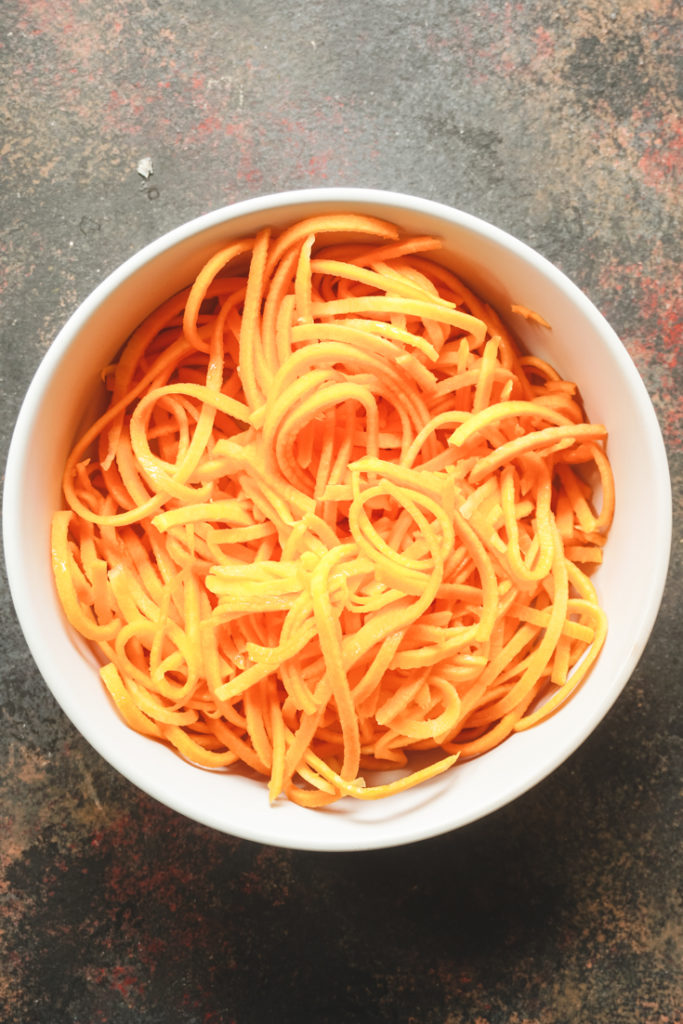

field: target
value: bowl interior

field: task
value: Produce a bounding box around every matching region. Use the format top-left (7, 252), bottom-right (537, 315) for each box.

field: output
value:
top-left (3, 189), bottom-right (671, 851)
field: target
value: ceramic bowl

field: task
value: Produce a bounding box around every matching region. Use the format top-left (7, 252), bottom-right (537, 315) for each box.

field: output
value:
top-left (3, 189), bottom-right (671, 851)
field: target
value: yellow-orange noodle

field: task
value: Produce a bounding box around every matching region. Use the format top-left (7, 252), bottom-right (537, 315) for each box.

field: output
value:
top-left (52, 214), bottom-right (614, 806)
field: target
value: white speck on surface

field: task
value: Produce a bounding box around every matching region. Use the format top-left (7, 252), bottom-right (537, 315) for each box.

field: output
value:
top-left (136, 156), bottom-right (154, 179)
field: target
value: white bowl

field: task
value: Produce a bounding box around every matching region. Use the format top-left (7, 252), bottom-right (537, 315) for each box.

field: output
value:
top-left (3, 188), bottom-right (672, 851)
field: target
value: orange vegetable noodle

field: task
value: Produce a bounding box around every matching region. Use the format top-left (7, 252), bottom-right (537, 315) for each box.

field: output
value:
top-left (52, 214), bottom-right (615, 807)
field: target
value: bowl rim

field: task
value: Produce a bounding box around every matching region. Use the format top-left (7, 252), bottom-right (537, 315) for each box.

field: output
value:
top-left (3, 187), bottom-right (673, 851)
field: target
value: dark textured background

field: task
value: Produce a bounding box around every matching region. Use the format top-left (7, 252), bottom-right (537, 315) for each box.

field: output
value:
top-left (1, 2), bottom-right (681, 1022)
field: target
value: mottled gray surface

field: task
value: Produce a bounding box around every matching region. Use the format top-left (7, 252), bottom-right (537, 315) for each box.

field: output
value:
top-left (1, 1), bottom-right (681, 1021)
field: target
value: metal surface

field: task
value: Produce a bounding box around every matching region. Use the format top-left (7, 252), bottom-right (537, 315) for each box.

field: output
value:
top-left (1, 1), bottom-right (680, 1021)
